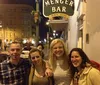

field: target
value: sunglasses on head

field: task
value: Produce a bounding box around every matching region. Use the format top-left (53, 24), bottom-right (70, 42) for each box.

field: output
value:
top-left (31, 56), bottom-right (40, 60)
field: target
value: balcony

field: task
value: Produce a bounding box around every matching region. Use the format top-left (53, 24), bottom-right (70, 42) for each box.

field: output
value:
top-left (48, 20), bottom-right (68, 31)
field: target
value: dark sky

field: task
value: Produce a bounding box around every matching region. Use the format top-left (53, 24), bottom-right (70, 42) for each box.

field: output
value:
top-left (0, 0), bottom-right (35, 6)
top-left (0, 0), bottom-right (49, 40)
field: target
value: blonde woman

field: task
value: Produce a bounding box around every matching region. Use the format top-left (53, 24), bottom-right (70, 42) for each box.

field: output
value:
top-left (28, 48), bottom-right (54, 85)
top-left (49, 39), bottom-right (71, 85)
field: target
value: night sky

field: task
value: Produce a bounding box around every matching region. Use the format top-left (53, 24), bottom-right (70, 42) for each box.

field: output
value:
top-left (0, 0), bottom-right (49, 40)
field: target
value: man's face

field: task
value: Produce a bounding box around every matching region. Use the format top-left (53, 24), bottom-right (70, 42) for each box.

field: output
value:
top-left (8, 43), bottom-right (22, 61)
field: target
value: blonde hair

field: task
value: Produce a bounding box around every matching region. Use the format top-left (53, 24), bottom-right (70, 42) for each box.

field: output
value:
top-left (49, 39), bottom-right (69, 71)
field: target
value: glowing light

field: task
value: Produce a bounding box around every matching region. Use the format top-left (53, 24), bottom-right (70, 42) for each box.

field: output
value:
top-left (23, 39), bottom-right (27, 44)
top-left (32, 40), bottom-right (35, 44)
top-left (0, 25), bottom-right (2, 28)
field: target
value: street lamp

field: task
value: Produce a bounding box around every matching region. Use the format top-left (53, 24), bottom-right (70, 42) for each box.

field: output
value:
top-left (46, 21), bottom-right (50, 33)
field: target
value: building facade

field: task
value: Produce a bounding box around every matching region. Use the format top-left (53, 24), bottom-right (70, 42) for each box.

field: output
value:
top-left (0, 4), bottom-right (35, 50)
top-left (68, 0), bottom-right (100, 62)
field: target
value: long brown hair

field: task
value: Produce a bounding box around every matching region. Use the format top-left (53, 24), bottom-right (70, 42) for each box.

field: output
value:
top-left (68, 48), bottom-right (91, 77)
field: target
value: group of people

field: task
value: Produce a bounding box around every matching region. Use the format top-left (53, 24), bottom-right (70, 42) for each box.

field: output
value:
top-left (0, 39), bottom-right (100, 85)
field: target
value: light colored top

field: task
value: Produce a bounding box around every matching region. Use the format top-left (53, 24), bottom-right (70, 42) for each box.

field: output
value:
top-left (54, 60), bottom-right (71, 85)
top-left (28, 61), bottom-right (53, 85)
top-left (32, 75), bottom-right (49, 85)
top-left (70, 66), bottom-right (100, 85)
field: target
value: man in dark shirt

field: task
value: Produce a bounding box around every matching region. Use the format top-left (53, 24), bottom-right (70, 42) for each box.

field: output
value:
top-left (0, 42), bottom-right (30, 85)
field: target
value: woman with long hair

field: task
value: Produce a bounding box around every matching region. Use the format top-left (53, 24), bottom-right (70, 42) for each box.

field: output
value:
top-left (69, 48), bottom-right (100, 85)
top-left (28, 48), bottom-right (54, 85)
top-left (49, 39), bottom-right (71, 85)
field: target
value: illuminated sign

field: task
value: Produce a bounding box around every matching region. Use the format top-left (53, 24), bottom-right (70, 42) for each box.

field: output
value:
top-left (43, 0), bottom-right (74, 18)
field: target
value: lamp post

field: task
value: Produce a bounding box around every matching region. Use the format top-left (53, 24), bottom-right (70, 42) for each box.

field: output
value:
top-left (35, 0), bottom-right (39, 45)
top-left (46, 21), bottom-right (50, 48)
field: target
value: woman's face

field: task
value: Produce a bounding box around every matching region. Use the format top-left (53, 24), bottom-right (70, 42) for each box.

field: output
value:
top-left (30, 51), bottom-right (42, 65)
top-left (71, 51), bottom-right (82, 69)
top-left (52, 42), bottom-right (64, 59)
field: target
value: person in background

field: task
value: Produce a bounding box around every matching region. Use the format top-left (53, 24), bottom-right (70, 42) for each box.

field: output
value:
top-left (0, 42), bottom-right (52, 85)
top-left (4, 39), bottom-right (9, 51)
top-left (69, 48), bottom-right (100, 85)
top-left (49, 39), bottom-right (71, 85)
top-left (37, 43), bottom-right (45, 59)
top-left (37, 43), bottom-right (44, 51)
top-left (23, 41), bottom-right (34, 51)
top-left (28, 47), bottom-right (54, 85)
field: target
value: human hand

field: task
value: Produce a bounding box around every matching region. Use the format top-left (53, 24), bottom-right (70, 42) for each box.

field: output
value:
top-left (45, 68), bottom-right (53, 77)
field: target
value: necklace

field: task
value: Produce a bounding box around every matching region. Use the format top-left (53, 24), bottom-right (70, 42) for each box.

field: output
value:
top-left (35, 69), bottom-right (45, 78)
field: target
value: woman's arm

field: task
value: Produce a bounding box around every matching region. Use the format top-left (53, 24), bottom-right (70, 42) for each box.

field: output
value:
top-left (88, 68), bottom-right (100, 85)
top-left (45, 61), bottom-right (53, 77)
